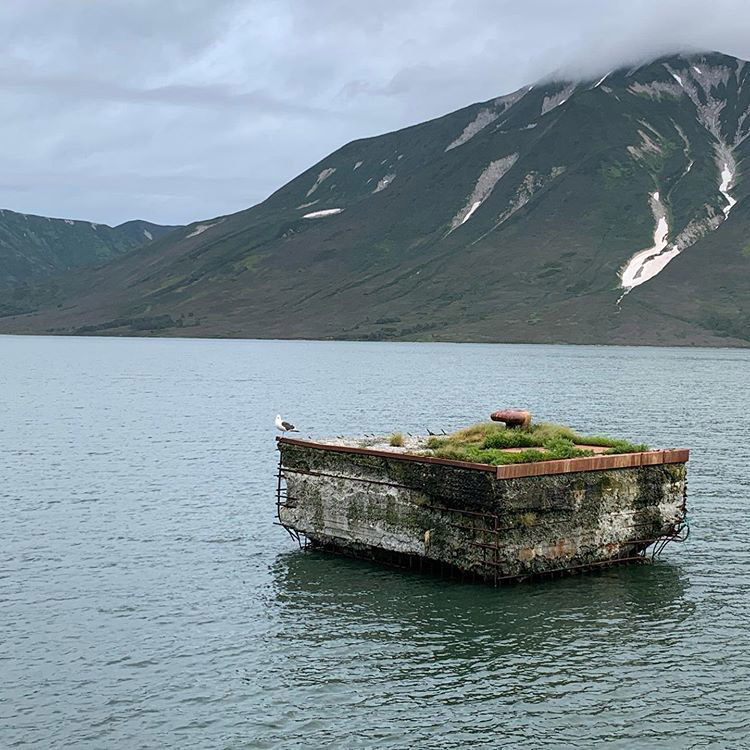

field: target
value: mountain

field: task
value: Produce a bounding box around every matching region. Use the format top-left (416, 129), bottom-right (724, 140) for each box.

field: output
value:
top-left (2, 51), bottom-right (749, 346)
top-left (0, 209), bottom-right (179, 286)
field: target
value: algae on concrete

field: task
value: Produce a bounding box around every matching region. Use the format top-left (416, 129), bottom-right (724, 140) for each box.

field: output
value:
top-left (278, 442), bottom-right (687, 582)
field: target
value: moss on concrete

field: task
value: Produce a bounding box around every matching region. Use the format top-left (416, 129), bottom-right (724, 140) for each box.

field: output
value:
top-left (423, 421), bottom-right (649, 465)
top-left (279, 443), bottom-right (686, 581)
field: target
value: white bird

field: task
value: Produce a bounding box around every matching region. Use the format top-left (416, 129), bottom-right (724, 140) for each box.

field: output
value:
top-left (275, 414), bottom-right (298, 433)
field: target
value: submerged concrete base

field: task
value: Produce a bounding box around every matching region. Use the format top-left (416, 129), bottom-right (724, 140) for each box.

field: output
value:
top-left (277, 439), bottom-right (688, 583)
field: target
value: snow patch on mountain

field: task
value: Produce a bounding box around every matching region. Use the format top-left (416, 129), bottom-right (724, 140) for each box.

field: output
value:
top-left (593, 73), bottom-right (610, 88)
top-left (692, 63), bottom-right (731, 94)
top-left (449, 154), bottom-right (519, 232)
top-left (297, 200), bottom-right (319, 210)
top-left (143, 229), bottom-right (153, 240)
top-left (445, 87), bottom-right (528, 151)
top-left (618, 171), bottom-right (732, 298)
top-left (661, 63), bottom-right (742, 217)
top-left (64, 219), bottom-right (74, 225)
top-left (619, 192), bottom-right (674, 293)
top-left (303, 208), bottom-right (343, 219)
top-left (445, 108), bottom-right (500, 151)
top-left (373, 174), bottom-right (396, 193)
top-left (187, 221), bottom-right (220, 238)
top-left (353, 161), bottom-right (363, 170)
top-left (306, 167), bottom-right (336, 197)
top-left (719, 162), bottom-right (737, 217)
top-left (461, 202), bottom-right (482, 225)
top-left (541, 83), bottom-right (576, 115)
top-left (471, 166), bottom-right (565, 245)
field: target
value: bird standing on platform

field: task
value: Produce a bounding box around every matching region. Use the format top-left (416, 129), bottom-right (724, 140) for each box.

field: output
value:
top-left (275, 414), bottom-right (298, 433)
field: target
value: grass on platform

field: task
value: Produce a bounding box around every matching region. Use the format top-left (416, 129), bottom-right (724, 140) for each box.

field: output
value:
top-left (423, 422), bottom-right (649, 466)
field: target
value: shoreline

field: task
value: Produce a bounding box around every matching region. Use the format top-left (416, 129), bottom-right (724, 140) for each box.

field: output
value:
top-left (1, 330), bottom-right (748, 350)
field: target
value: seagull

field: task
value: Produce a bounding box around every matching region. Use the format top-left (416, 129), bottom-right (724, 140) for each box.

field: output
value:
top-left (275, 414), bottom-right (298, 433)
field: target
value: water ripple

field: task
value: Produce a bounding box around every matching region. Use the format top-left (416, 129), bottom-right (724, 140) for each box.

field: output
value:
top-left (2, 336), bottom-right (749, 748)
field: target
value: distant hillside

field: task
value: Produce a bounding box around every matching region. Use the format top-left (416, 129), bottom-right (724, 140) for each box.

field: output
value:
top-left (1, 51), bottom-right (749, 346)
top-left (0, 209), bottom-right (179, 286)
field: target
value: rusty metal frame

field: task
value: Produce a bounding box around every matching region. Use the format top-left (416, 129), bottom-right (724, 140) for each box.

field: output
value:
top-left (276, 461), bottom-right (307, 549)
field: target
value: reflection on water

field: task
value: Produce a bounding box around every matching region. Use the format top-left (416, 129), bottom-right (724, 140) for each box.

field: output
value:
top-left (260, 552), bottom-right (703, 748)
top-left (271, 549), bottom-right (693, 672)
top-left (3, 336), bottom-right (750, 749)
top-left (273, 550), bottom-right (692, 641)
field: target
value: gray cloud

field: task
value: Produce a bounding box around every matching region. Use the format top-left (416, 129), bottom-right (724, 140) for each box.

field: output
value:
top-left (0, 69), bottom-right (332, 116)
top-left (2, 0), bottom-right (750, 225)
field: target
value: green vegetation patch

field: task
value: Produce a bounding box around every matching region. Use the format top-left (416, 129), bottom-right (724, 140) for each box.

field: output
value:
top-left (421, 422), bottom-right (649, 466)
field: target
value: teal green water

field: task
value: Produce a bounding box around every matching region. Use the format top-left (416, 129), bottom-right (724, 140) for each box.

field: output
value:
top-left (2, 336), bottom-right (749, 748)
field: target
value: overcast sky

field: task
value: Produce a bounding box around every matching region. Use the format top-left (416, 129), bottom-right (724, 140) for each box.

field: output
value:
top-left (3, 0), bottom-right (750, 227)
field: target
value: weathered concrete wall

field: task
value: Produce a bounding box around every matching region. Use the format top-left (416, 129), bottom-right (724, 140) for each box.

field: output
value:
top-left (278, 444), bottom-right (687, 581)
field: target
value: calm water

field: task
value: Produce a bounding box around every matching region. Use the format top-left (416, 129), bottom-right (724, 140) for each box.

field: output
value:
top-left (2, 336), bottom-right (750, 749)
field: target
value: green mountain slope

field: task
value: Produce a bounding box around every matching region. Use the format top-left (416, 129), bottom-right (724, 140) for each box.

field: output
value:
top-left (0, 209), bottom-right (179, 286)
top-left (2, 51), bottom-right (749, 346)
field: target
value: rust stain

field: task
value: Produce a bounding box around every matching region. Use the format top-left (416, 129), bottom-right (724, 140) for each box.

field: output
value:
top-left (276, 437), bottom-right (689, 479)
top-left (495, 449), bottom-right (689, 479)
top-left (543, 539), bottom-right (578, 559)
